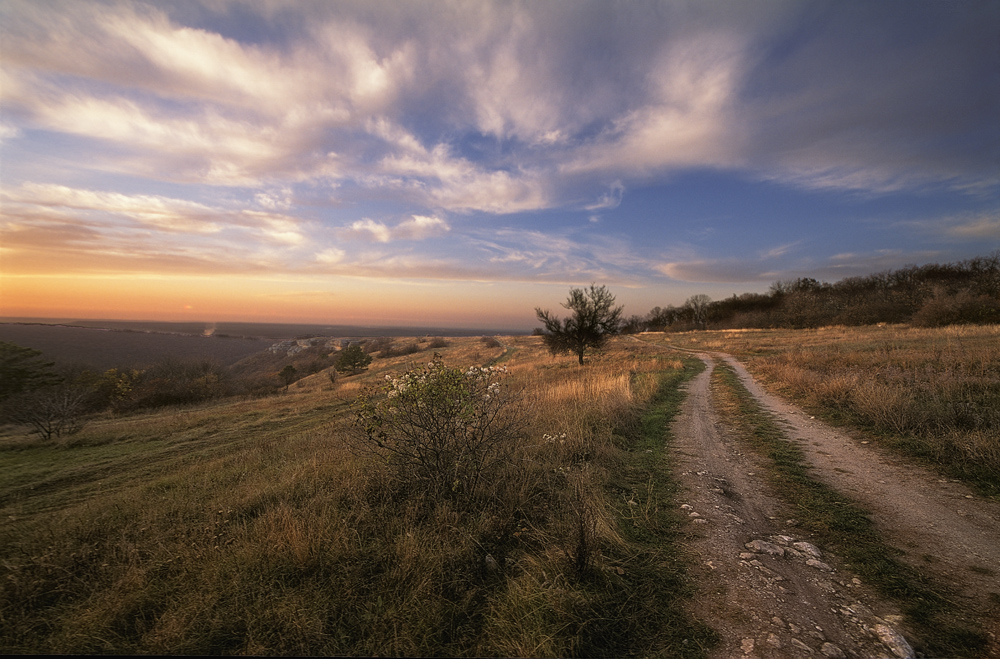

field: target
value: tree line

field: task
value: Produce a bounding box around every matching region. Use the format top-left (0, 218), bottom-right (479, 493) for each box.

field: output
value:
top-left (621, 253), bottom-right (1000, 332)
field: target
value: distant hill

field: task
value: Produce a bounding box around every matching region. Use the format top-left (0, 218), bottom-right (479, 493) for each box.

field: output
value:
top-left (0, 323), bottom-right (270, 371)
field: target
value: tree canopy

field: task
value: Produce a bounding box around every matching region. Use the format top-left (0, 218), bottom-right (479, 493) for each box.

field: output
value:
top-left (535, 285), bottom-right (623, 365)
top-left (0, 342), bottom-right (61, 402)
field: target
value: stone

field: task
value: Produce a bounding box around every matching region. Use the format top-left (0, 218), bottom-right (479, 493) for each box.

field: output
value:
top-left (746, 539), bottom-right (785, 556)
top-left (806, 558), bottom-right (834, 572)
top-left (821, 643), bottom-right (846, 658)
top-left (766, 633), bottom-right (782, 648)
top-left (793, 541), bottom-right (823, 558)
top-left (874, 624), bottom-right (914, 659)
top-left (790, 638), bottom-right (814, 654)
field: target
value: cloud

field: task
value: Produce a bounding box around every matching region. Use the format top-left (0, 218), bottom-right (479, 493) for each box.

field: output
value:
top-left (340, 215), bottom-right (449, 243)
top-left (0, 182), bottom-right (311, 276)
top-left (395, 215), bottom-right (449, 240)
top-left (584, 181), bottom-right (625, 211)
top-left (656, 259), bottom-right (775, 284)
top-left (4, 0), bottom-right (995, 208)
top-left (942, 213), bottom-right (1000, 240)
top-left (2, 183), bottom-right (223, 234)
top-left (315, 247), bottom-right (345, 265)
top-left (343, 218), bottom-right (392, 243)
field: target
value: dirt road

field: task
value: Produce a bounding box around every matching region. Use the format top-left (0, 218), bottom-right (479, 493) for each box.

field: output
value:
top-left (668, 351), bottom-right (1000, 659)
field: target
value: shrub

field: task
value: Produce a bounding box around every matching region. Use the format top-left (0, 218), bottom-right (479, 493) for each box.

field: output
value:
top-left (379, 341), bottom-right (422, 358)
top-left (350, 356), bottom-right (526, 505)
top-left (4, 385), bottom-right (89, 439)
top-left (336, 345), bottom-right (373, 375)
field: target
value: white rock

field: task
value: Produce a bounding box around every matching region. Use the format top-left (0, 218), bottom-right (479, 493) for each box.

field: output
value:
top-left (806, 558), bottom-right (834, 572)
top-left (746, 539), bottom-right (785, 556)
top-left (793, 541), bottom-right (823, 558)
top-left (874, 624), bottom-right (914, 659)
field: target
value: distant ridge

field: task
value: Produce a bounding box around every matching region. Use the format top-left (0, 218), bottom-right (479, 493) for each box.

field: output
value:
top-left (0, 318), bottom-right (529, 340)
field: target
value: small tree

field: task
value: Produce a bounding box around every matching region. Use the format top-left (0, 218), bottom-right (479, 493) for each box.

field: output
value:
top-left (535, 284), bottom-right (624, 365)
top-left (5, 385), bottom-right (88, 440)
top-left (336, 345), bottom-right (372, 375)
top-left (279, 364), bottom-right (297, 390)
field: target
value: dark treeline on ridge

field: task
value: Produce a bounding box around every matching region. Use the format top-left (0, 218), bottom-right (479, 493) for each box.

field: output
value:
top-left (623, 253), bottom-right (1000, 333)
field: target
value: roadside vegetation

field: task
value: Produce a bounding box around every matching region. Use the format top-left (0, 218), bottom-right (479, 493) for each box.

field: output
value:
top-left (656, 324), bottom-right (1000, 498)
top-left (710, 362), bottom-right (989, 658)
top-left (1, 336), bottom-right (712, 656)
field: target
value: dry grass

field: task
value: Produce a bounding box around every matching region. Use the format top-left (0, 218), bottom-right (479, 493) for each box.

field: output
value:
top-left (1, 335), bottom-right (708, 656)
top-left (652, 325), bottom-right (1000, 496)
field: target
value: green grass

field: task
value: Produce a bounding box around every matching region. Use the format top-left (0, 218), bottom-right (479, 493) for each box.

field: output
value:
top-left (588, 358), bottom-right (718, 657)
top-left (711, 362), bottom-right (989, 658)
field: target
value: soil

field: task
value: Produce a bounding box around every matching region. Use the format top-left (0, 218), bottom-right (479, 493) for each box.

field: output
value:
top-left (665, 349), bottom-right (1000, 659)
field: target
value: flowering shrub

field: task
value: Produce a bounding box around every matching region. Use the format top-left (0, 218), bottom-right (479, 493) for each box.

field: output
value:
top-left (351, 356), bottom-right (525, 503)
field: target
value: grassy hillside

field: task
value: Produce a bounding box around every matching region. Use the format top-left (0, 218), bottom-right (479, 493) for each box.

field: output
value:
top-left (1, 336), bottom-right (713, 656)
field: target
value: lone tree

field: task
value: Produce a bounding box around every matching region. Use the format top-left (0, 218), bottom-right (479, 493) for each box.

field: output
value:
top-left (535, 284), bottom-right (624, 365)
top-left (336, 344), bottom-right (372, 375)
top-left (279, 364), bottom-right (297, 390)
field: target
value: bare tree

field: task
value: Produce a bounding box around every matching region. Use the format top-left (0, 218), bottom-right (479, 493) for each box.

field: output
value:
top-left (685, 294), bottom-right (712, 329)
top-left (5, 386), bottom-right (88, 440)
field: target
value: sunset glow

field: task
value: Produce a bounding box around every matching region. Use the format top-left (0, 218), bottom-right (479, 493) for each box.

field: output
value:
top-left (1, 1), bottom-right (997, 329)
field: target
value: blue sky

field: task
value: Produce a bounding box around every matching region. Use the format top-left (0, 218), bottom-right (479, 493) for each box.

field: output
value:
top-left (1, 0), bottom-right (997, 330)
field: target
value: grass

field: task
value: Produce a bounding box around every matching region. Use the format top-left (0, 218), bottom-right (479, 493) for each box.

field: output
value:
top-left (0, 336), bottom-right (711, 656)
top-left (711, 361), bottom-right (989, 658)
top-left (651, 324), bottom-right (1000, 498)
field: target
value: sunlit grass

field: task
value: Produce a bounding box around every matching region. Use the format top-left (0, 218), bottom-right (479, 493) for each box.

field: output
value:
top-left (1, 335), bottom-right (711, 656)
top-left (648, 325), bottom-right (1000, 497)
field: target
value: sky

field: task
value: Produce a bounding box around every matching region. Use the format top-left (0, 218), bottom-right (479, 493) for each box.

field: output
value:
top-left (1, 0), bottom-right (998, 331)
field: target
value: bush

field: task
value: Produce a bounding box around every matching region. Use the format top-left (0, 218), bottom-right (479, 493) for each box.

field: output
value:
top-left (4, 385), bottom-right (89, 439)
top-left (378, 341), bottom-right (422, 358)
top-left (336, 345), bottom-right (373, 375)
top-left (350, 357), bottom-right (526, 505)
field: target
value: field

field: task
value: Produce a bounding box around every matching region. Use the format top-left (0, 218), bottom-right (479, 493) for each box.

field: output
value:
top-left (2, 326), bottom-right (998, 656)
top-left (0, 336), bottom-right (714, 656)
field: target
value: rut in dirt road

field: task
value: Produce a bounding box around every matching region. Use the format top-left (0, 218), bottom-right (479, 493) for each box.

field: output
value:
top-left (717, 354), bottom-right (1000, 651)
top-left (671, 353), bottom-right (943, 659)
